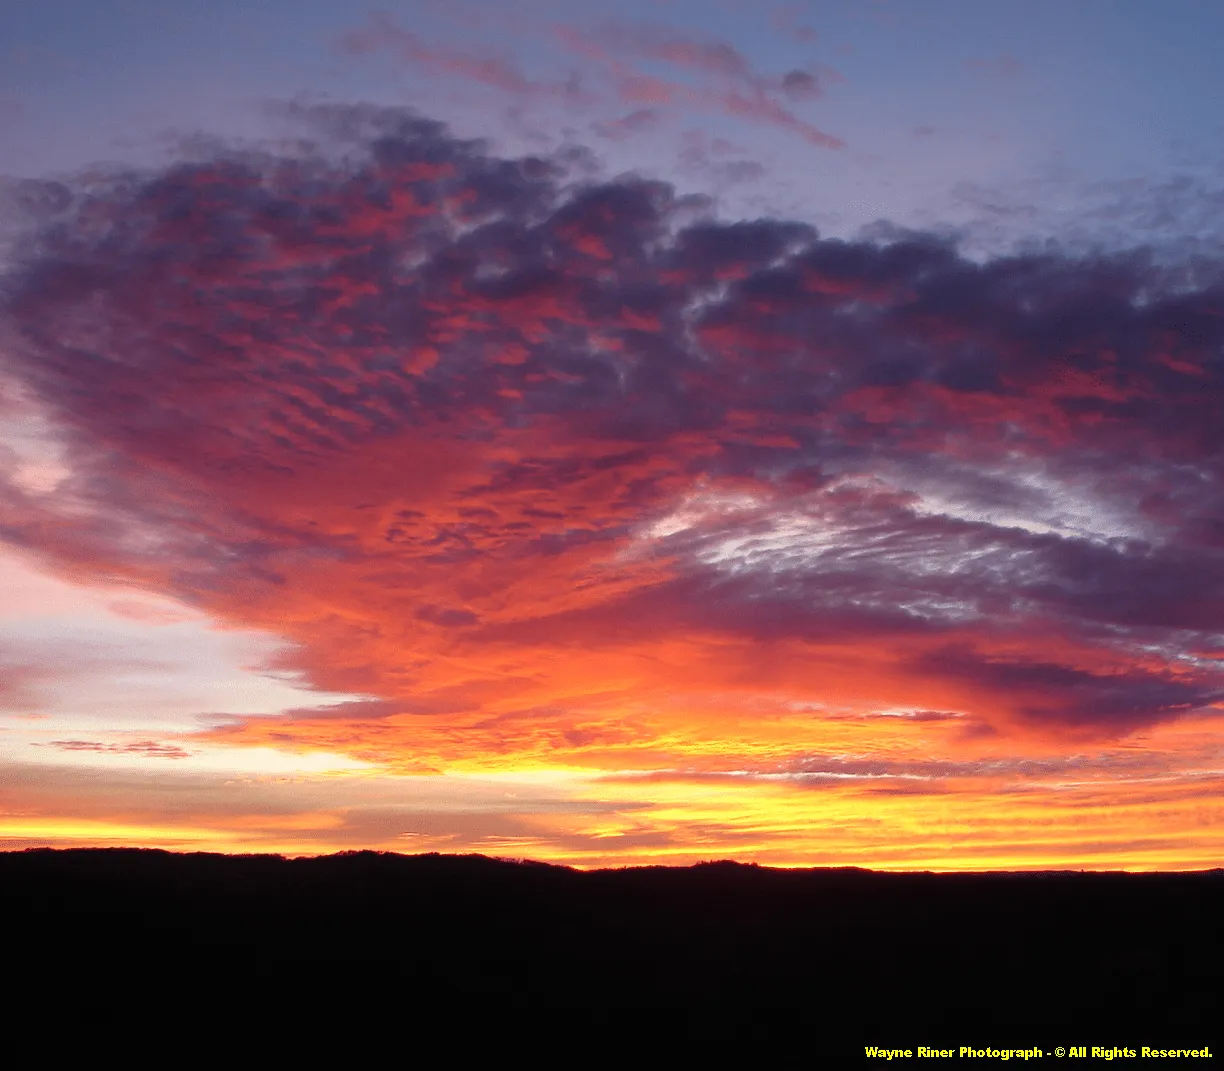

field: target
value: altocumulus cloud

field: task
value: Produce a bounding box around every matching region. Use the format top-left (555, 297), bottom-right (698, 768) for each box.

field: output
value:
top-left (2, 102), bottom-right (1224, 777)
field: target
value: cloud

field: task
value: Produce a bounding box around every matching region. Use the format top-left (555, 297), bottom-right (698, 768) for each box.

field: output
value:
top-left (597, 24), bottom-right (754, 81)
top-left (415, 603), bottom-right (481, 628)
top-left (0, 661), bottom-right (49, 709)
top-left (3, 101), bottom-right (1224, 792)
top-left (780, 70), bottom-right (821, 101)
top-left (336, 13), bottom-right (583, 101)
top-left (677, 132), bottom-right (766, 186)
top-left (591, 109), bottom-right (661, 142)
top-left (47, 739), bottom-right (192, 759)
top-left (912, 646), bottom-right (1219, 734)
top-left (335, 15), bottom-right (845, 150)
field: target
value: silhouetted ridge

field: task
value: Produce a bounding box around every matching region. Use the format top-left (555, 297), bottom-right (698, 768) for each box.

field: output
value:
top-left (5, 848), bottom-right (1220, 1041)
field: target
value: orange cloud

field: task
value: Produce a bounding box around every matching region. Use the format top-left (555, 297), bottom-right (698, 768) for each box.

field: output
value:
top-left (5, 104), bottom-right (1224, 867)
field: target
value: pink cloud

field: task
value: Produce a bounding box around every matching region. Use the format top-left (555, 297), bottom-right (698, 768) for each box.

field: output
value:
top-left (719, 89), bottom-right (844, 148)
top-left (337, 13), bottom-right (586, 102)
top-left (598, 23), bottom-right (753, 80)
top-left (337, 15), bottom-right (844, 151)
top-left (554, 22), bottom-right (844, 148)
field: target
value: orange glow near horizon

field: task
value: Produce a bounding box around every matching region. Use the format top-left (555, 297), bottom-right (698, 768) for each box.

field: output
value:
top-left (7, 760), bottom-right (1224, 871)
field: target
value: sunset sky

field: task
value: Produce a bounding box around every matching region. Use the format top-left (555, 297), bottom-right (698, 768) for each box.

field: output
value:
top-left (3, 0), bottom-right (1224, 869)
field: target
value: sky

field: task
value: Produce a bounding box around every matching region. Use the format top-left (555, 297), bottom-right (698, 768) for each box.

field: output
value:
top-left (2, 1), bottom-right (1224, 870)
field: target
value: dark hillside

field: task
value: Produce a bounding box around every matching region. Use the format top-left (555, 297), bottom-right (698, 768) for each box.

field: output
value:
top-left (4, 849), bottom-right (1219, 1045)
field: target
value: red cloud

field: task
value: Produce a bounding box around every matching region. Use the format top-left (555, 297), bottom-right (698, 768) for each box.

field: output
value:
top-left (4, 104), bottom-right (1224, 801)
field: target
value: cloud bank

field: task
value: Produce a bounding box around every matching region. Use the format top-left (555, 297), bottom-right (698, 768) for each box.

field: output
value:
top-left (2, 102), bottom-right (1224, 863)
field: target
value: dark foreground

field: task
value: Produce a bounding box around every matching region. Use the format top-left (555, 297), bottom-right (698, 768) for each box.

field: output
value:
top-left (4, 849), bottom-right (1219, 1048)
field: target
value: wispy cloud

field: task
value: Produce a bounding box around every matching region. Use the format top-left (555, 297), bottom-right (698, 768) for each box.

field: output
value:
top-left (334, 13), bottom-right (844, 150)
top-left (47, 739), bottom-right (192, 758)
